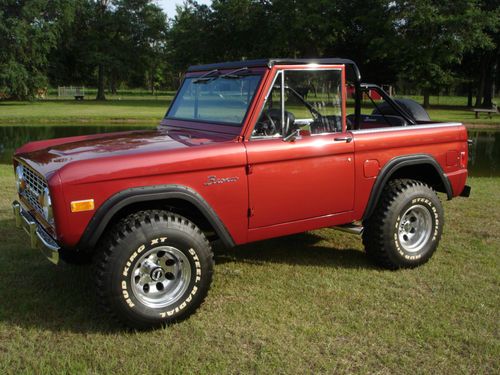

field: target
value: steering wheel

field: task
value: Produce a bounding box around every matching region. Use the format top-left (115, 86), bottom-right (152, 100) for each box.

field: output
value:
top-left (253, 110), bottom-right (279, 136)
top-left (264, 111), bottom-right (278, 135)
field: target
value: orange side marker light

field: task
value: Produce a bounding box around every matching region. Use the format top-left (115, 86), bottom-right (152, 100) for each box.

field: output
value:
top-left (71, 199), bottom-right (95, 213)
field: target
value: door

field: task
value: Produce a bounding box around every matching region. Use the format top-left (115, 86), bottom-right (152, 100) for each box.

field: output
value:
top-left (246, 68), bottom-right (355, 228)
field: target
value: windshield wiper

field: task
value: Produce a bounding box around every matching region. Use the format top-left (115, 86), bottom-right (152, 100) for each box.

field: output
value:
top-left (219, 67), bottom-right (250, 79)
top-left (193, 69), bottom-right (220, 84)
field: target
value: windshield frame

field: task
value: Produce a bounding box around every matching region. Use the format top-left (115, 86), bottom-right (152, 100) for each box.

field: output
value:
top-left (163, 69), bottom-right (265, 129)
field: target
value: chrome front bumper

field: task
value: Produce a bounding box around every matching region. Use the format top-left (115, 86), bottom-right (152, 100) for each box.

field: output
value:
top-left (12, 201), bottom-right (60, 265)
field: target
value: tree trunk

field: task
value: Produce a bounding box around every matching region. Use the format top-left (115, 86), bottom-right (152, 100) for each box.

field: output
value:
top-left (475, 58), bottom-right (486, 107)
top-left (423, 90), bottom-right (430, 108)
top-left (151, 69), bottom-right (155, 95)
top-left (482, 55), bottom-right (497, 108)
top-left (467, 82), bottom-right (473, 107)
top-left (96, 63), bottom-right (106, 101)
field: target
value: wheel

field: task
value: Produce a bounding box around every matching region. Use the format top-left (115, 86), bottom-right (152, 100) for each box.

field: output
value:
top-left (59, 247), bottom-right (92, 265)
top-left (94, 210), bottom-right (214, 329)
top-left (362, 179), bottom-right (444, 269)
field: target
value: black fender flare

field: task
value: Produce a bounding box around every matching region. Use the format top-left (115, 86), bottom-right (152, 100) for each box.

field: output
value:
top-left (362, 154), bottom-right (453, 220)
top-left (77, 184), bottom-right (235, 250)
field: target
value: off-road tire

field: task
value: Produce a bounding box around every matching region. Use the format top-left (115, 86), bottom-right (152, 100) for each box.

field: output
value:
top-left (362, 179), bottom-right (444, 269)
top-left (94, 210), bottom-right (214, 329)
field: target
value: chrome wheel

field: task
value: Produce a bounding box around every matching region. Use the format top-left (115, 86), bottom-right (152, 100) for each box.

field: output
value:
top-left (131, 246), bottom-right (191, 308)
top-left (398, 204), bottom-right (433, 253)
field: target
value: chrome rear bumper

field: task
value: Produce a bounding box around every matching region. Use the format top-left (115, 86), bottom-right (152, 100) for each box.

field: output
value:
top-left (12, 201), bottom-right (60, 265)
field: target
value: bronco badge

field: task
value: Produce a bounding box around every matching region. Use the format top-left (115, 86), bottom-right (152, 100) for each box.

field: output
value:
top-left (204, 175), bottom-right (239, 186)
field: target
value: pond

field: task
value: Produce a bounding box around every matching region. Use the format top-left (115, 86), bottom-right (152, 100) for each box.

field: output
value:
top-left (0, 125), bottom-right (498, 177)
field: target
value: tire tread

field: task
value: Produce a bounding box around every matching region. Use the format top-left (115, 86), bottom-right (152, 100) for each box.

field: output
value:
top-left (94, 209), bottom-right (213, 328)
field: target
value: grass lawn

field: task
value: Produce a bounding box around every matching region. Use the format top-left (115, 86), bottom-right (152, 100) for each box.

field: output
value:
top-left (0, 164), bottom-right (498, 374)
top-left (0, 96), bottom-right (173, 124)
top-left (1, 94), bottom-right (499, 126)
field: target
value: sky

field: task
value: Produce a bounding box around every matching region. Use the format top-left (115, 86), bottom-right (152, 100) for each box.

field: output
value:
top-left (156, 0), bottom-right (212, 18)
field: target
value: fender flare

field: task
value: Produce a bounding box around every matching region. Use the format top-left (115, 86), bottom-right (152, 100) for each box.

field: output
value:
top-left (77, 184), bottom-right (235, 250)
top-left (362, 154), bottom-right (453, 220)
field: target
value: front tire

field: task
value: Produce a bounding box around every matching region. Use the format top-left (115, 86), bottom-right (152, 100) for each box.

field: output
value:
top-left (362, 179), bottom-right (444, 269)
top-left (95, 210), bottom-right (213, 329)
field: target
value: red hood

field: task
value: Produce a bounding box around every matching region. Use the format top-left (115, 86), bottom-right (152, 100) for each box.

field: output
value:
top-left (15, 128), bottom-right (235, 177)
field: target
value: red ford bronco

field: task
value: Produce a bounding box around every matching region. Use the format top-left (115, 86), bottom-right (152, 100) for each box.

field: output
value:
top-left (12, 58), bottom-right (471, 328)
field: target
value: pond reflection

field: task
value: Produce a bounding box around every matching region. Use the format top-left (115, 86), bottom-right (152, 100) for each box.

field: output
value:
top-left (0, 124), bottom-right (155, 164)
top-left (468, 130), bottom-right (499, 177)
top-left (0, 124), bottom-right (498, 177)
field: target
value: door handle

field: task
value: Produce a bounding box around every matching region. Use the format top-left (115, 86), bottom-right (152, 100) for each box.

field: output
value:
top-left (334, 137), bottom-right (353, 143)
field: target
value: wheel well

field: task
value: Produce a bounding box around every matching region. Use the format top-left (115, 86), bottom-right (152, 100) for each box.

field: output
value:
top-left (362, 158), bottom-right (452, 220)
top-left (97, 198), bottom-right (219, 247)
top-left (389, 164), bottom-right (447, 194)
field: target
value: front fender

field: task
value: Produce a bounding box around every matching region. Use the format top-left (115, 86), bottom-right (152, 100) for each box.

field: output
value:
top-left (77, 184), bottom-right (235, 250)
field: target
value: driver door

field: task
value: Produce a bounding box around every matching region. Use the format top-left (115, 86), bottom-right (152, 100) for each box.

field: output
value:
top-left (246, 68), bottom-right (355, 229)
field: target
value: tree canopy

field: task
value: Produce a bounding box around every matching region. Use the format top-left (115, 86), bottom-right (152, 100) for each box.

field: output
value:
top-left (1, 0), bottom-right (499, 105)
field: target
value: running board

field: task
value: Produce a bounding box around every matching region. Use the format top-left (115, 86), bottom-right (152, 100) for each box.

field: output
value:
top-left (333, 223), bottom-right (364, 235)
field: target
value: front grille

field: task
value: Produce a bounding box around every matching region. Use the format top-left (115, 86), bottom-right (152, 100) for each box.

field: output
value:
top-left (20, 164), bottom-right (47, 218)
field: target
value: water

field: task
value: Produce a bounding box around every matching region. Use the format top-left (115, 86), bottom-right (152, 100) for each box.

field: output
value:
top-left (467, 130), bottom-right (499, 177)
top-left (0, 124), bottom-right (155, 164)
top-left (0, 125), bottom-right (498, 177)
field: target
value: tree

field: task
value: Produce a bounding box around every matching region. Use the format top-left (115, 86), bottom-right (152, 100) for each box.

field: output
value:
top-left (470, 0), bottom-right (499, 108)
top-left (0, 0), bottom-right (75, 99)
top-left (167, 0), bottom-right (214, 73)
top-left (393, 0), bottom-right (496, 108)
top-left (49, 0), bottom-right (168, 100)
top-left (333, 0), bottom-right (401, 84)
top-left (114, 0), bottom-right (168, 94)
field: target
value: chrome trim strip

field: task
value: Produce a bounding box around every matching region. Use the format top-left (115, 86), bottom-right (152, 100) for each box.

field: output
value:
top-left (351, 122), bottom-right (462, 134)
top-left (12, 201), bottom-right (59, 265)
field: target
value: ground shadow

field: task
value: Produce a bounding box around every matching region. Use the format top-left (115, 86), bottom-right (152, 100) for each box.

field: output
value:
top-left (0, 217), bottom-right (373, 334)
top-left (214, 231), bottom-right (374, 270)
top-left (0, 218), bottom-right (124, 334)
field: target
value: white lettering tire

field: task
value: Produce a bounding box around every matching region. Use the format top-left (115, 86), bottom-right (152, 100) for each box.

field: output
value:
top-left (95, 210), bottom-right (213, 329)
top-left (362, 179), bottom-right (444, 269)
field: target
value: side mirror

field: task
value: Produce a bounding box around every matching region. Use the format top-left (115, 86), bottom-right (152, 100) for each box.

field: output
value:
top-left (283, 128), bottom-right (300, 142)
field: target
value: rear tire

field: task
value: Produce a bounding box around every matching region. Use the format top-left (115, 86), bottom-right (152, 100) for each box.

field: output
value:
top-left (362, 179), bottom-right (444, 269)
top-left (94, 210), bottom-right (213, 329)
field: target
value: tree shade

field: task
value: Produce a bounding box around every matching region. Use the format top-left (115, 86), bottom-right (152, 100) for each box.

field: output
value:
top-left (1, 0), bottom-right (498, 104)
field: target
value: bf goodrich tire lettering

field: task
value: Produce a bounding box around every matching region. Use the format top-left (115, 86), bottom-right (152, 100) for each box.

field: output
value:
top-left (94, 210), bottom-right (213, 329)
top-left (362, 179), bottom-right (444, 269)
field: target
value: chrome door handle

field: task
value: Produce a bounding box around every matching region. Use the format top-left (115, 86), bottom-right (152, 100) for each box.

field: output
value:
top-left (334, 137), bottom-right (352, 143)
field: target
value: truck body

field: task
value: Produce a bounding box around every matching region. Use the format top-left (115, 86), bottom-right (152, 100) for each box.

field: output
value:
top-left (12, 58), bottom-right (470, 328)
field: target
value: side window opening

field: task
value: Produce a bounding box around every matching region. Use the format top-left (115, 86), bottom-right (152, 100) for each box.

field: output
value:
top-left (345, 85), bottom-right (426, 130)
top-left (252, 69), bottom-right (343, 138)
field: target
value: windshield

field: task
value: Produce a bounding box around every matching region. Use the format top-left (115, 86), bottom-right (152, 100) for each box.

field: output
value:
top-left (166, 72), bottom-right (263, 125)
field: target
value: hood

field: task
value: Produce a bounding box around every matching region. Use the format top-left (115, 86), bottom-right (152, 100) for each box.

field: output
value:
top-left (15, 128), bottom-right (234, 176)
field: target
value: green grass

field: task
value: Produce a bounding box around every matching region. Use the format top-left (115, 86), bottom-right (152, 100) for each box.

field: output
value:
top-left (0, 164), bottom-right (498, 374)
top-left (1, 94), bottom-right (499, 126)
top-left (0, 96), bottom-right (174, 124)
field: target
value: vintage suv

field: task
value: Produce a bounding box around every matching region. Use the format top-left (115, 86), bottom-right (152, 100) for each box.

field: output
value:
top-left (12, 58), bottom-right (471, 328)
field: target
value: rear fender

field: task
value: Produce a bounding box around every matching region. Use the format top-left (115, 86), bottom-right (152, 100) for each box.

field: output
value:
top-left (362, 154), bottom-right (452, 220)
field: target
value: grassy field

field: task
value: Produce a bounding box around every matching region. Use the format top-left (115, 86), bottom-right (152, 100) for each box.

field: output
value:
top-left (0, 164), bottom-right (498, 374)
top-left (0, 94), bottom-right (499, 126)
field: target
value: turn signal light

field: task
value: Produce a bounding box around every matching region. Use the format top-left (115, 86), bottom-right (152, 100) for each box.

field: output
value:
top-left (70, 199), bottom-right (95, 213)
top-left (460, 151), bottom-right (467, 168)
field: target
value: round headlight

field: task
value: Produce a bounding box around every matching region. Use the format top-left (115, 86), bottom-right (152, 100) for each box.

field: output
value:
top-left (15, 164), bottom-right (24, 192)
top-left (41, 187), bottom-right (53, 223)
